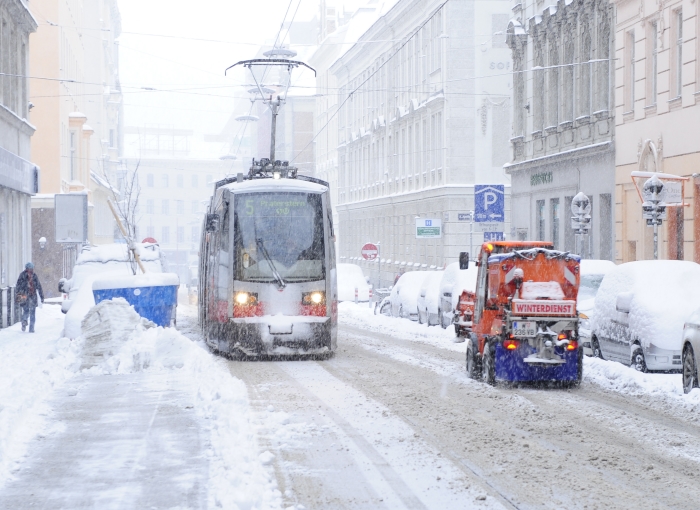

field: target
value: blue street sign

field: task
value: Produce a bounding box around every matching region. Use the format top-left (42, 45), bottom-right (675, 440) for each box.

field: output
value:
top-left (474, 185), bottom-right (505, 223)
top-left (483, 231), bottom-right (504, 242)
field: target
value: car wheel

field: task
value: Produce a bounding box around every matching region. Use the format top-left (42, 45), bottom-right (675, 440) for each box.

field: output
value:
top-left (631, 346), bottom-right (647, 373)
top-left (398, 305), bottom-right (404, 319)
top-left (591, 336), bottom-right (604, 360)
top-left (418, 309), bottom-right (424, 324)
top-left (380, 301), bottom-right (391, 316)
top-left (466, 336), bottom-right (482, 380)
top-left (482, 340), bottom-right (496, 385)
top-left (683, 344), bottom-right (698, 394)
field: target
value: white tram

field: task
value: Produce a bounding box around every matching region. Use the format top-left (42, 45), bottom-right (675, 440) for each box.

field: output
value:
top-left (199, 169), bottom-right (337, 358)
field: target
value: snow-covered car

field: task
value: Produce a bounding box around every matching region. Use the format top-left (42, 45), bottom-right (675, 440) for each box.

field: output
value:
top-left (682, 308), bottom-right (700, 394)
top-left (417, 271), bottom-right (444, 325)
top-left (390, 271), bottom-right (429, 320)
top-left (590, 260), bottom-right (700, 372)
top-left (577, 259), bottom-right (616, 356)
top-left (337, 263), bottom-right (371, 302)
top-left (60, 243), bottom-right (168, 338)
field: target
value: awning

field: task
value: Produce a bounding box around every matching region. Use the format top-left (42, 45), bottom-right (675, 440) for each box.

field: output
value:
top-left (0, 145), bottom-right (39, 194)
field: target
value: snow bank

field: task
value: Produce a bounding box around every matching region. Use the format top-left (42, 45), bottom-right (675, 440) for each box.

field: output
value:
top-left (340, 302), bottom-right (462, 351)
top-left (92, 272), bottom-right (179, 290)
top-left (86, 305), bottom-right (281, 509)
top-left (0, 306), bottom-right (82, 485)
top-left (76, 243), bottom-right (162, 264)
top-left (592, 261), bottom-right (700, 350)
top-left (584, 356), bottom-right (700, 407)
top-left (337, 263), bottom-right (370, 301)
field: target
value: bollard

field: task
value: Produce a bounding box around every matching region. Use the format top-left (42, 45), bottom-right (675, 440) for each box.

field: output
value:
top-left (355, 287), bottom-right (358, 305)
top-left (368, 286), bottom-right (373, 308)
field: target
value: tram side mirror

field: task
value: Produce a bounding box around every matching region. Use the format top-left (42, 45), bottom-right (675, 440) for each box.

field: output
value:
top-left (205, 214), bottom-right (220, 232)
top-left (459, 252), bottom-right (470, 270)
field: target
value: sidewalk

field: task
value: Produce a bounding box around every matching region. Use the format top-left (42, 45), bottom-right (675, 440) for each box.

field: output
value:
top-left (0, 370), bottom-right (208, 509)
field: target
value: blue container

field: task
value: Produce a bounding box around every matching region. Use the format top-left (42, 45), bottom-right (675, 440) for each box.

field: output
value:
top-left (93, 285), bottom-right (178, 327)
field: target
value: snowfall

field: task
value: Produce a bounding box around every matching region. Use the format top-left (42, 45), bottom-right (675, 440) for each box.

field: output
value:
top-left (0, 298), bottom-right (698, 509)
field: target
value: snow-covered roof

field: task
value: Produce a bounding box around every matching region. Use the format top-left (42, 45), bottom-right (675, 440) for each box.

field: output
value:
top-left (221, 177), bottom-right (327, 194)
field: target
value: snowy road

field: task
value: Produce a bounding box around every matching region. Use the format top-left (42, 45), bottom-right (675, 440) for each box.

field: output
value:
top-left (221, 308), bottom-right (700, 510)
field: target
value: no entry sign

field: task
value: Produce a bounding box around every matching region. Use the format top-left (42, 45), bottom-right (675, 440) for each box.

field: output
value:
top-left (361, 243), bottom-right (378, 260)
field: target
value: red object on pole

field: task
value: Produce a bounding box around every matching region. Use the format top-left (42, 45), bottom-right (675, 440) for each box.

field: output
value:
top-left (142, 237), bottom-right (158, 244)
top-left (361, 243), bottom-right (378, 260)
top-left (355, 287), bottom-right (358, 304)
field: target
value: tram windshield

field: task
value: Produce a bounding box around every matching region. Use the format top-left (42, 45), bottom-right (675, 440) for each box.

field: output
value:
top-left (234, 192), bottom-right (325, 282)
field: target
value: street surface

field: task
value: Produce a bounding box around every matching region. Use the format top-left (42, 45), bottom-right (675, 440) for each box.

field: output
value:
top-left (224, 316), bottom-right (700, 510)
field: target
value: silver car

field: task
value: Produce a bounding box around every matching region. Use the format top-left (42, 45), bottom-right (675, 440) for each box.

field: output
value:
top-left (682, 308), bottom-right (700, 394)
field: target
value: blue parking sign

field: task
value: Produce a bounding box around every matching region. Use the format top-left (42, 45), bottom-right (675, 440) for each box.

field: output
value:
top-left (483, 231), bottom-right (504, 242)
top-left (475, 185), bottom-right (505, 223)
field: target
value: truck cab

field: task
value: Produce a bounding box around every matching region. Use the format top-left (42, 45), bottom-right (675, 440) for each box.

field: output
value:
top-left (465, 241), bottom-right (583, 386)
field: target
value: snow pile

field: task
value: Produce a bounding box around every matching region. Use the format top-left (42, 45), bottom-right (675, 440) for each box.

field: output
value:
top-left (520, 281), bottom-right (565, 300)
top-left (584, 356), bottom-right (700, 405)
top-left (592, 261), bottom-right (700, 350)
top-left (92, 272), bottom-right (179, 290)
top-left (392, 271), bottom-right (429, 316)
top-left (418, 270), bottom-right (444, 314)
top-left (337, 263), bottom-right (370, 302)
top-left (86, 305), bottom-right (281, 509)
top-left (450, 266), bottom-right (479, 313)
top-left (0, 306), bottom-right (83, 484)
top-left (340, 302), bottom-right (462, 351)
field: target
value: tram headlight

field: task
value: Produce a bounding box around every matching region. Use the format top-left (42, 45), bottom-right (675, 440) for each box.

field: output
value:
top-left (302, 291), bottom-right (326, 305)
top-left (234, 292), bottom-right (258, 305)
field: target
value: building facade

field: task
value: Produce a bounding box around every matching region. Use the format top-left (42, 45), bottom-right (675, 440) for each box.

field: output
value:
top-left (326, 0), bottom-right (513, 285)
top-left (0, 0), bottom-right (38, 288)
top-left (612, 0), bottom-right (700, 263)
top-left (505, 0), bottom-right (616, 259)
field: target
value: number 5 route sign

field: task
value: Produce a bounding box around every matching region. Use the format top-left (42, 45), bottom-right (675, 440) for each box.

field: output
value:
top-left (475, 185), bottom-right (505, 223)
top-left (361, 243), bottom-right (378, 260)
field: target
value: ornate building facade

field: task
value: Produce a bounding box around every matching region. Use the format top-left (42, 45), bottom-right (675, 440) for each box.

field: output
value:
top-left (506, 0), bottom-right (615, 259)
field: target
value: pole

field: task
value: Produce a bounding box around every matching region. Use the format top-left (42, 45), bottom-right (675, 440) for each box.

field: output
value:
top-left (377, 242), bottom-right (381, 289)
top-left (653, 222), bottom-right (658, 260)
top-left (469, 211), bottom-right (474, 260)
top-left (270, 98), bottom-right (280, 163)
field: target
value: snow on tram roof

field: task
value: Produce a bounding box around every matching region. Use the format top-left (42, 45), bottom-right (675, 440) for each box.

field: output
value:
top-left (221, 177), bottom-right (328, 194)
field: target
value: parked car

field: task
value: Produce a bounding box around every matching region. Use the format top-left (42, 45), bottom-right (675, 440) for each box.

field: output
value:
top-left (417, 271), bottom-right (444, 325)
top-left (682, 308), bottom-right (700, 393)
top-left (337, 263), bottom-right (371, 302)
top-left (390, 271), bottom-right (430, 320)
top-left (590, 260), bottom-right (700, 372)
top-left (59, 243), bottom-right (168, 339)
top-left (438, 263), bottom-right (460, 328)
top-left (577, 259), bottom-right (616, 356)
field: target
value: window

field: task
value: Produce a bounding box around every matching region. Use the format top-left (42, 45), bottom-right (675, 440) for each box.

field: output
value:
top-left (191, 226), bottom-right (199, 242)
top-left (675, 10), bottom-right (683, 97)
top-left (161, 174), bottom-right (169, 188)
top-left (70, 132), bottom-right (77, 180)
top-left (177, 226), bottom-right (184, 243)
top-left (176, 200), bottom-right (184, 214)
top-left (550, 198), bottom-right (560, 250)
top-left (146, 199), bottom-right (154, 214)
top-left (626, 30), bottom-right (635, 111)
top-left (109, 129), bottom-right (115, 148)
top-left (192, 174), bottom-right (198, 188)
top-left (161, 200), bottom-right (169, 215)
top-left (177, 174), bottom-right (184, 188)
top-left (191, 200), bottom-right (199, 214)
top-left (161, 226), bottom-right (170, 243)
top-left (564, 196), bottom-right (575, 252)
top-left (600, 194), bottom-right (612, 260)
top-left (206, 174), bottom-right (212, 186)
top-left (648, 22), bottom-right (658, 104)
top-left (146, 225), bottom-right (154, 238)
top-left (579, 20), bottom-right (591, 117)
top-left (536, 200), bottom-right (545, 241)
top-left (147, 173), bottom-right (154, 187)
top-left (547, 39), bottom-right (559, 127)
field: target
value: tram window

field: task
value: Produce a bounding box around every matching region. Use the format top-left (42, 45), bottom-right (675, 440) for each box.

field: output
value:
top-left (234, 192), bottom-right (325, 282)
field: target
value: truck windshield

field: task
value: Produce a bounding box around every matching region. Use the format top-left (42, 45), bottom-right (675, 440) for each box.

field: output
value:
top-left (234, 192), bottom-right (325, 282)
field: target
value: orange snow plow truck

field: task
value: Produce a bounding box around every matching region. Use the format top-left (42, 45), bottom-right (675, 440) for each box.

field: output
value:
top-left (461, 241), bottom-right (582, 386)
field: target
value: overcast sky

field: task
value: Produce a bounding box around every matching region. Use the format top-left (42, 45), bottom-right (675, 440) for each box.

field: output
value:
top-left (118, 0), bottom-right (323, 156)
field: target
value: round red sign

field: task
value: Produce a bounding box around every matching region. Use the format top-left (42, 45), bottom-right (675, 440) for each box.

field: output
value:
top-left (361, 243), bottom-right (378, 260)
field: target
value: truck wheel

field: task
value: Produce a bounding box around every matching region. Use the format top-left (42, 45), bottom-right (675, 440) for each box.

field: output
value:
top-left (482, 340), bottom-right (496, 385)
top-left (465, 336), bottom-right (482, 379)
top-left (592, 336), bottom-right (604, 359)
top-left (571, 348), bottom-right (583, 388)
top-left (631, 346), bottom-right (647, 373)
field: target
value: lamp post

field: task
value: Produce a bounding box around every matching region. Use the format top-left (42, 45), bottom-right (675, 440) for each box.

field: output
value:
top-left (642, 175), bottom-right (666, 260)
top-left (571, 192), bottom-right (591, 257)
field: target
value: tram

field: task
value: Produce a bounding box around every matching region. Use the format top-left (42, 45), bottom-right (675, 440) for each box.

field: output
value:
top-left (198, 162), bottom-right (337, 359)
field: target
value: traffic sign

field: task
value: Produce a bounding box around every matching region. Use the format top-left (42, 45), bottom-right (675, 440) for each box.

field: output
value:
top-left (415, 218), bottom-right (442, 239)
top-left (361, 243), bottom-right (379, 260)
top-left (475, 185), bottom-right (505, 223)
top-left (483, 232), bottom-right (504, 242)
top-left (475, 222), bottom-right (502, 232)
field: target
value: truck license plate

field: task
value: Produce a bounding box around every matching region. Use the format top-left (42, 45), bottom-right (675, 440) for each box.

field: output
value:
top-left (513, 321), bottom-right (537, 337)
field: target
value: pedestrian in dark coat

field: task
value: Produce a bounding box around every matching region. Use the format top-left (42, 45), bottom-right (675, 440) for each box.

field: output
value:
top-left (16, 262), bottom-right (44, 333)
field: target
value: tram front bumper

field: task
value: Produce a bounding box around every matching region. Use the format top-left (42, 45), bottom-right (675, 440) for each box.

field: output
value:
top-left (228, 316), bottom-right (333, 355)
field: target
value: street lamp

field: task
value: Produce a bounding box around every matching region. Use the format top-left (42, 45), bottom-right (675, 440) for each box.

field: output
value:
top-left (38, 237), bottom-right (47, 250)
top-left (642, 175), bottom-right (666, 260)
top-left (570, 192), bottom-right (591, 258)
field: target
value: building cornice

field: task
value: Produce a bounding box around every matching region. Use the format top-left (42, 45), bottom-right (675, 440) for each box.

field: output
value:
top-left (0, 104), bottom-right (35, 136)
top-left (504, 141), bottom-right (614, 174)
top-left (8, 0), bottom-right (38, 32)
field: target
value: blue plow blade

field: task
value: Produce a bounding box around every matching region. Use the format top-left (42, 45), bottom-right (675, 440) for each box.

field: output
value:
top-left (495, 343), bottom-right (580, 382)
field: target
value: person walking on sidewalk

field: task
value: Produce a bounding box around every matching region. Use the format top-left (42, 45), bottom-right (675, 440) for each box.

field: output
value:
top-left (16, 262), bottom-right (44, 333)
